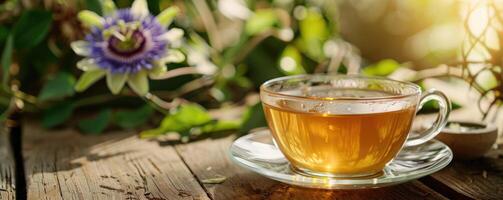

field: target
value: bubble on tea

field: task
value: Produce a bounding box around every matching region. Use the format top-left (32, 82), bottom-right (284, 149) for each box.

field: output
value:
top-left (346, 107), bottom-right (352, 112)
top-left (277, 99), bottom-right (304, 111)
top-left (308, 103), bottom-right (326, 113)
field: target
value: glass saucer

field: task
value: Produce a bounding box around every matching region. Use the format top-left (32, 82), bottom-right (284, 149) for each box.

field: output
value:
top-left (229, 129), bottom-right (453, 189)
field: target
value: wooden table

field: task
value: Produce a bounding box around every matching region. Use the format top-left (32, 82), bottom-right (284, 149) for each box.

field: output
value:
top-left (0, 119), bottom-right (502, 200)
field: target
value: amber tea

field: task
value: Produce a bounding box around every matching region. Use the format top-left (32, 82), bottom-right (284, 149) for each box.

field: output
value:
top-left (260, 75), bottom-right (450, 177)
top-left (264, 91), bottom-right (416, 175)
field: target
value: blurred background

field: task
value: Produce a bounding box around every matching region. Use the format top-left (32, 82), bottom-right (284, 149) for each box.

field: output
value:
top-left (0, 0), bottom-right (501, 140)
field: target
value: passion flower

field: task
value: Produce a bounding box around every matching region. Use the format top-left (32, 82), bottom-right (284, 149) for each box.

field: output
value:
top-left (71, 0), bottom-right (184, 95)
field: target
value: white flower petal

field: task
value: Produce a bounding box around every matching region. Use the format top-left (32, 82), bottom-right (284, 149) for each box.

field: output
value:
top-left (218, 0), bottom-right (252, 20)
top-left (71, 41), bottom-right (91, 56)
top-left (106, 72), bottom-right (128, 95)
top-left (131, 0), bottom-right (149, 19)
top-left (156, 7), bottom-right (179, 27)
top-left (128, 70), bottom-right (149, 96)
top-left (162, 49), bottom-right (185, 63)
top-left (159, 28), bottom-right (184, 42)
top-left (77, 10), bottom-right (104, 28)
top-left (196, 61), bottom-right (218, 75)
top-left (102, 0), bottom-right (117, 15)
top-left (76, 59), bottom-right (100, 71)
top-left (75, 69), bottom-right (106, 92)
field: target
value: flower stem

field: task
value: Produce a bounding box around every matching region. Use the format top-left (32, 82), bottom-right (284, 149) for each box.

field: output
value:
top-left (149, 67), bottom-right (205, 80)
top-left (143, 92), bottom-right (181, 115)
top-left (192, 0), bottom-right (222, 51)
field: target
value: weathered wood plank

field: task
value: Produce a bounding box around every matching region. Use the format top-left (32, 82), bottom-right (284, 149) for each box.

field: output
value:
top-left (175, 136), bottom-right (448, 200)
top-left (23, 123), bottom-right (209, 200)
top-left (421, 151), bottom-right (503, 200)
top-left (0, 126), bottom-right (15, 200)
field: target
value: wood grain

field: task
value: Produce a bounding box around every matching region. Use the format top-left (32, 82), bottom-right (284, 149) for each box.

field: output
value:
top-left (421, 155), bottom-right (503, 200)
top-left (0, 126), bottom-right (15, 200)
top-left (22, 123), bottom-right (209, 200)
top-left (175, 136), bottom-right (448, 200)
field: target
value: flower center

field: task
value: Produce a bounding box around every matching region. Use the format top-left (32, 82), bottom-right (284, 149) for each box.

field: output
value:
top-left (108, 29), bottom-right (146, 57)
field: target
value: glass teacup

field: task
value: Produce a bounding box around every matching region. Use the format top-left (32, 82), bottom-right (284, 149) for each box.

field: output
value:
top-left (260, 75), bottom-right (450, 177)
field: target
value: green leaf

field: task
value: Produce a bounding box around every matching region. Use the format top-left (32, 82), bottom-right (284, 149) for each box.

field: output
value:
top-left (78, 109), bottom-right (112, 134)
top-left (240, 103), bottom-right (267, 134)
top-left (337, 65), bottom-right (348, 74)
top-left (114, 105), bottom-right (154, 129)
top-left (363, 59), bottom-right (400, 76)
top-left (139, 128), bottom-right (166, 139)
top-left (161, 103), bottom-right (212, 131)
top-left (38, 72), bottom-right (76, 101)
top-left (140, 103), bottom-right (212, 138)
top-left (42, 101), bottom-right (75, 128)
top-left (0, 97), bottom-right (12, 121)
top-left (197, 120), bottom-right (241, 134)
top-left (147, 0), bottom-right (160, 15)
top-left (1, 35), bottom-right (13, 90)
top-left (245, 45), bottom-right (283, 86)
top-left (419, 101), bottom-right (461, 114)
top-left (297, 8), bottom-right (328, 61)
top-left (12, 10), bottom-right (52, 48)
top-left (279, 45), bottom-right (305, 75)
top-left (300, 9), bottom-right (328, 41)
top-left (85, 0), bottom-right (103, 15)
top-left (0, 26), bottom-right (8, 43)
top-left (245, 9), bottom-right (278, 35)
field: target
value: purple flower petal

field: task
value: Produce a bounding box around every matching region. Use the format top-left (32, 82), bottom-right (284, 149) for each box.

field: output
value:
top-left (85, 9), bottom-right (169, 74)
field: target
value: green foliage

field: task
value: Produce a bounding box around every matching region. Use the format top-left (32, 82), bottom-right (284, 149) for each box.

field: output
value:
top-left (38, 72), bottom-right (76, 101)
top-left (419, 101), bottom-right (461, 114)
top-left (296, 8), bottom-right (329, 61)
top-left (417, 82), bottom-right (462, 114)
top-left (279, 45), bottom-right (305, 75)
top-left (245, 44), bottom-right (283, 86)
top-left (240, 103), bottom-right (267, 134)
top-left (0, 26), bottom-right (8, 43)
top-left (85, 0), bottom-right (103, 15)
top-left (140, 103), bottom-right (240, 141)
top-left (78, 109), bottom-right (112, 134)
top-left (114, 105), bottom-right (154, 129)
top-left (0, 0), bottom-right (470, 141)
top-left (12, 10), bottom-right (52, 48)
top-left (363, 59), bottom-right (400, 76)
top-left (42, 101), bottom-right (75, 128)
top-left (245, 9), bottom-right (278, 35)
top-left (141, 103), bottom-right (212, 137)
top-left (198, 120), bottom-right (241, 134)
top-left (147, 0), bottom-right (160, 15)
top-left (1, 35), bottom-right (13, 89)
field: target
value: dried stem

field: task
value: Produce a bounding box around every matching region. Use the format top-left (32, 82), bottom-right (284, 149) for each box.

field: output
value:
top-left (149, 67), bottom-right (205, 80)
top-left (192, 0), bottom-right (222, 51)
top-left (143, 93), bottom-right (178, 115)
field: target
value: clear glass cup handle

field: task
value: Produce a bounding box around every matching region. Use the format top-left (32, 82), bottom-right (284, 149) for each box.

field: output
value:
top-left (405, 89), bottom-right (451, 146)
